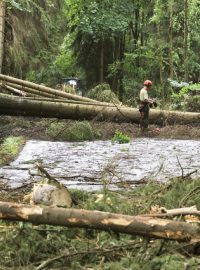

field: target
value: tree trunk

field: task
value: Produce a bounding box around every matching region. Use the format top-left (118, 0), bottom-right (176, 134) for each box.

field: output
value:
top-left (169, 0), bottom-right (174, 79)
top-left (0, 1), bottom-right (6, 73)
top-left (157, 24), bottom-right (164, 99)
top-left (3, 84), bottom-right (27, 96)
top-left (0, 74), bottom-right (97, 103)
top-left (184, 0), bottom-right (189, 81)
top-left (100, 38), bottom-right (104, 83)
top-left (5, 82), bottom-right (61, 99)
top-left (0, 201), bottom-right (199, 242)
top-left (0, 93), bottom-right (199, 125)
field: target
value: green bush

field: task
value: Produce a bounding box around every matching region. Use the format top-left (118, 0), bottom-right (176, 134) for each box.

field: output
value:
top-left (112, 130), bottom-right (130, 144)
top-left (87, 83), bottom-right (120, 104)
top-left (185, 96), bottom-right (200, 112)
top-left (47, 122), bottom-right (65, 138)
top-left (170, 83), bottom-right (200, 111)
top-left (47, 121), bottom-right (101, 141)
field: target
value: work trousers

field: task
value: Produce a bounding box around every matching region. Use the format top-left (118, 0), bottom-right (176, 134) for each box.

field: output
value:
top-left (139, 103), bottom-right (149, 130)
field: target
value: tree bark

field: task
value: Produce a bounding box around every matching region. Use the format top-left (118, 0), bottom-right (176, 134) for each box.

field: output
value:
top-left (0, 94), bottom-right (199, 124)
top-left (4, 82), bottom-right (60, 98)
top-left (169, 0), bottom-right (174, 79)
top-left (2, 84), bottom-right (27, 96)
top-left (0, 74), bottom-right (97, 103)
top-left (0, 1), bottom-right (5, 73)
top-left (184, 0), bottom-right (189, 81)
top-left (100, 38), bottom-right (104, 83)
top-left (157, 23), bottom-right (164, 99)
top-left (0, 201), bottom-right (199, 241)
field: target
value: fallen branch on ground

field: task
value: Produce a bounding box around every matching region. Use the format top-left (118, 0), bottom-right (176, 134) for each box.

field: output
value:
top-left (36, 241), bottom-right (141, 270)
top-left (0, 201), bottom-right (200, 242)
top-left (141, 206), bottom-right (200, 218)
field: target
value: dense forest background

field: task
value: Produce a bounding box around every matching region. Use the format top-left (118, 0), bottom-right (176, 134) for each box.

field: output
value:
top-left (2, 0), bottom-right (200, 106)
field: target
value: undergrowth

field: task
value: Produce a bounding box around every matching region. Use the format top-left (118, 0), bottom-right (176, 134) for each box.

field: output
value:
top-left (87, 83), bottom-right (120, 104)
top-left (0, 177), bottom-right (200, 269)
top-left (0, 136), bottom-right (25, 165)
top-left (47, 120), bottom-right (101, 141)
top-left (112, 130), bottom-right (130, 144)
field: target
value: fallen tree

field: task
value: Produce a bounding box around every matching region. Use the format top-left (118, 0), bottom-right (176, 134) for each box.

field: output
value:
top-left (3, 82), bottom-right (60, 99)
top-left (0, 201), bottom-right (200, 242)
top-left (0, 93), bottom-right (200, 125)
top-left (0, 74), bottom-right (97, 103)
top-left (2, 84), bottom-right (27, 96)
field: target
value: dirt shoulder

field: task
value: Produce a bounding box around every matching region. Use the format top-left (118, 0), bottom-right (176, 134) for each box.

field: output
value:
top-left (0, 115), bottom-right (199, 141)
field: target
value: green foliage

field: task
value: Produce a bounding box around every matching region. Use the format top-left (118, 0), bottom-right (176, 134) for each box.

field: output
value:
top-left (1, 177), bottom-right (200, 269)
top-left (47, 121), bottom-right (101, 141)
top-left (46, 122), bottom-right (64, 138)
top-left (170, 83), bottom-right (200, 111)
top-left (0, 136), bottom-right (25, 165)
top-left (88, 83), bottom-right (120, 103)
top-left (185, 96), bottom-right (200, 112)
top-left (5, 0), bottom-right (68, 86)
top-left (62, 84), bottom-right (76, 94)
top-left (5, 0), bottom-right (200, 103)
top-left (76, 0), bottom-right (130, 40)
top-left (112, 130), bottom-right (130, 144)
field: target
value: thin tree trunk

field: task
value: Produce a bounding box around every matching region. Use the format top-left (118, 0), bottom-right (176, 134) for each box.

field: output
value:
top-left (169, 0), bottom-right (174, 79)
top-left (0, 0), bottom-right (6, 73)
top-left (157, 24), bottom-right (164, 100)
top-left (0, 93), bottom-right (199, 125)
top-left (140, 10), bottom-right (144, 47)
top-left (3, 84), bottom-right (26, 96)
top-left (100, 38), bottom-right (104, 83)
top-left (0, 201), bottom-right (199, 242)
top-left (118, 34), bottom-right (125, 101)
top-left (184, 0), bottom-right (189, 81)
top-left (4, 82), bottom-right (56, 98)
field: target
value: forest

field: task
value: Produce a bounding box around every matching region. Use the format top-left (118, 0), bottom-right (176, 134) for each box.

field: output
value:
top-left (1, 0), bottom-right (200, 108)
top-left (0, 1), bottom-right (200, 270)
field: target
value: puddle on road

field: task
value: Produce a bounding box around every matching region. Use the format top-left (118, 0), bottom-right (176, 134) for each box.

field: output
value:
top-left (0, 139), bottom-right (199, 190)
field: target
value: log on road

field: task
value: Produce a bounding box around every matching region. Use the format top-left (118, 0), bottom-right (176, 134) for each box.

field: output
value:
top-left (0, 201), bottom-right (199, 242)
top-left (0, 93), bottom-right (200, 125)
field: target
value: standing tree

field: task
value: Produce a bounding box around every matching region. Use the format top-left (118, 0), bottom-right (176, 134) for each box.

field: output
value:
top-left (0, 0), bottom-right (6, 73)
top-left (66, 0), bottom-right (131, 98)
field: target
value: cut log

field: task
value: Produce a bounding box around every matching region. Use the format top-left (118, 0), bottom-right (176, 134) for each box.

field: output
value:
top-left (2, 84), bottom-right (27, 97)
top-left (5, 82), bottom-right (60, 99)
top-left (0, 74), bottom-right (98, 103)
top-left (0, 201), bottom-right (200, 241)
top-left (0, 93), bottom-right (200, 125)
top-left (0, 93), bottom-right (140, 122)
top-left (23, 183), bottom-right (73, 208)
top-left (3, 84), bottom-right (117, 106)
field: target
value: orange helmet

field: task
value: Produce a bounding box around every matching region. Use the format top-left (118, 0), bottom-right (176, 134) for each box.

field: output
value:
top-left (144, 80), bottom-right (152, 86)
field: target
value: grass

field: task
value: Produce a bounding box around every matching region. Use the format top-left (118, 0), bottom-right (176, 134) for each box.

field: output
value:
top-left (0, 136), bottom-right (25, 165)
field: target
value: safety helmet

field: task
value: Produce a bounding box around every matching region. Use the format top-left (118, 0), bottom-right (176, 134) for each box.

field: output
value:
top-left (144, 80), bottom-right (152, 86)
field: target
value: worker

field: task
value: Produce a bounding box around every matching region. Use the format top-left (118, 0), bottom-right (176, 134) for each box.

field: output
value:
top-left (139, 80), bottom-right (154, 134)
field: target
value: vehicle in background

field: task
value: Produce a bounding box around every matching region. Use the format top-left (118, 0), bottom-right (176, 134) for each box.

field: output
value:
top-left (61, 77), bottom-right (85, 96)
